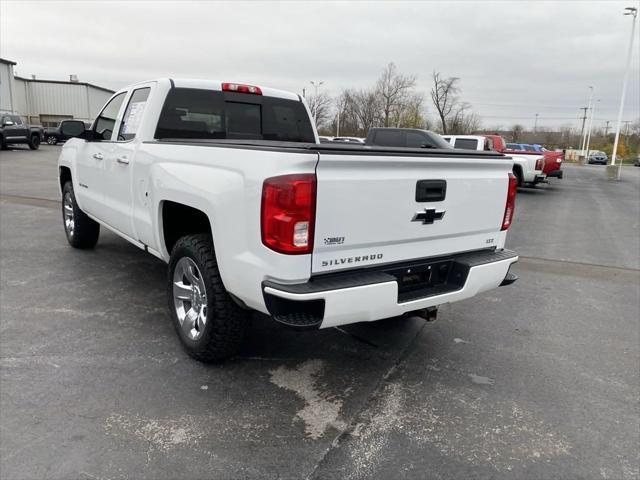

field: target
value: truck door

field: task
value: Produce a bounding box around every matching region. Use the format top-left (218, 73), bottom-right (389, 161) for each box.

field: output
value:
top-left (74, 92), bottom-right (127, 218)
top-left (104, 86), bottom-right (151, 239)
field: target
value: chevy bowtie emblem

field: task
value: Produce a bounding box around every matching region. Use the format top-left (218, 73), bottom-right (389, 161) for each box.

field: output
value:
top-left (412, 208), bottom-right (446, 224)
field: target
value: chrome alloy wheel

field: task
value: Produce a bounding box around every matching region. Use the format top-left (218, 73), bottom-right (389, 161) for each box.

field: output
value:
top-left (63, 192), bottom-right (75, 237)
top-left (173, 257), bottom-right (208, 341)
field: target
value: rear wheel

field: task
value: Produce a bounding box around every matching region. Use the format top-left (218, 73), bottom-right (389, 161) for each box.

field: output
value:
top-left (28, 134), bottom-right (40, 150)
top-left (61, 181), bottom-right (100, 248)
top-left (47, 136), bottom-right (58, 145)
top-left (168, 234), bottom-right (247, 362)
top-left (513, 168), bottom-right (523, 187)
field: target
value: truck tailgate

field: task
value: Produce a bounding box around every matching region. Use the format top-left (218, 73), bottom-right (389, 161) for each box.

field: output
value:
top-left (312, 153), bottom-right (512, 274)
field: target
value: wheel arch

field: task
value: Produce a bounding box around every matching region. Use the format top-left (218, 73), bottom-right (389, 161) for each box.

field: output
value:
top-left (160, 200), bottom-right (213, 256)
top-left (59, 166), bottom-right (72, 192)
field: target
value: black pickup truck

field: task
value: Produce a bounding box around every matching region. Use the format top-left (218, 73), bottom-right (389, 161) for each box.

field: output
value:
top-left (0, 114), bottom-right (44, 150)
top-left (365, 127), bottom-right (452, 149)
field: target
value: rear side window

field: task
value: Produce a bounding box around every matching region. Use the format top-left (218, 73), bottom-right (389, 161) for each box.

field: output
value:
top-left (118, 87), bottom-right (150, 141)
top-left (453, 138), bottom-right (480, 150)
top-left (155, 88), bottom-right (315, 142)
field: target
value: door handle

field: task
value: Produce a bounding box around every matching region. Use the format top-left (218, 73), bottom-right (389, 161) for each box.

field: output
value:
top-left (93, 153), bottom-right (103, 160)
top-left (116, 156), bottom-right (130, 165)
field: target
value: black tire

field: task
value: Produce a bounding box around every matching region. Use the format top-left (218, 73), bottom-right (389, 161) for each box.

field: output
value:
top-left (61, 181), bottom-right (100, 249)
top-left (47, 136), bottom-right (58, 145)
top-left (28, 134), bottom-right (40, 150)
top-left (168, 234), bottom-right (247, 362)
top-left (513, 167), bottom-right (523, 187)
top-left (0, 136), bottom-right (6, 150)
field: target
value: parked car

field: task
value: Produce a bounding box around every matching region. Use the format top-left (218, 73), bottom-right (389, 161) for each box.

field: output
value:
top-left (366, 128), bottom-right (452, 149)
top-left (0, 114), bottom-right (44, 150)
top-left (588, 151), bottom-right (608, 165)
top-left (57, 78), bottom-right (519, 362)
top-left (442, 134), bottom-right (546, 186)
top-left (332, 136), bottom-right (365, 144)
top-left (44, 121), bottom-right (92, 145)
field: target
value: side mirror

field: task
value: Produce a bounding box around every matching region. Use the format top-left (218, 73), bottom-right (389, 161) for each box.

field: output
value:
top-left (60, 120), bottom-right (87, 138)
top-left (2, 120), bottom-right (15, 127)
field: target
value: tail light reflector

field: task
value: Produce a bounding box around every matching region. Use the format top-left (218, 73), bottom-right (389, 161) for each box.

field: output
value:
top-left (535, 158), bottom-right (543, 170)
top-left (222, 82), bottom-right (262, 95)
top-left (261, 174), bottom-right (316, 254)
top-left (501, 173), bottom-right (517, 231)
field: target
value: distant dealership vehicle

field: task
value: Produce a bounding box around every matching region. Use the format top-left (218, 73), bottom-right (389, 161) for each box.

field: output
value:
top-left (0, 114), bottom-right (44, 150)
top-left (44, 121), bottom-right (92, 145)
top-left (332, 136), bottom-right (365, 144)
top-left (57, 78), bottom-right (519, 361)
top-left (442, 134), bottom-right (546, 186)
top-left (366, 128), bottom-right (453, 149)
top-left (588, 151), bottom-right (608, 165)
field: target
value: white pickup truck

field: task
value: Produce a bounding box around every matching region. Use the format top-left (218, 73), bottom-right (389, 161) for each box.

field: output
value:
top-left (58, 78), bottom-right (519, 362)
top-left (442, 134), bottom-right (546, 186)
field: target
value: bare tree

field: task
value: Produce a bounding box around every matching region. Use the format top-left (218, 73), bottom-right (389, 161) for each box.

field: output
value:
top-left (343, 88), bottom-right (382, 135)
top-left (448, 104), bottom-right (481, 134)
top-left (306, 91), bottom-right (333, 129)
top-left (376, 62), bottom-right (416, 127)
top-left (393, 93), bottom-right (430, 129)
top-left (510, 124), bottom-right (524, 142)
top-left (430, 72), bottom-right (461, 134)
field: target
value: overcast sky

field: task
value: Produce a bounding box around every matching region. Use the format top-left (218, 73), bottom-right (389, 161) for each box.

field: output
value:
top-left (1, 0), bottom-right (638, 130)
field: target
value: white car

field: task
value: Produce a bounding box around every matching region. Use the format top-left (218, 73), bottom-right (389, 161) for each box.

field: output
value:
top-left (442, 134), bottom-right (546, 186)
top-left (58, 78), bottom-right (519, 361)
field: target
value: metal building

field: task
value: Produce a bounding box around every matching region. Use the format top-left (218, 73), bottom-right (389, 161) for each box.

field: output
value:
top-left (0, 58), bottom-right (115, 127)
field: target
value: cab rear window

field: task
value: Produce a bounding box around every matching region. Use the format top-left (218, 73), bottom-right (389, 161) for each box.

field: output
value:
top-left (155, 88), bottom-right (315, 142)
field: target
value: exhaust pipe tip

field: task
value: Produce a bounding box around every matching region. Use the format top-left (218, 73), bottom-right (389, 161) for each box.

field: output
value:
top-left (406, 306), bottom-right (438, 322)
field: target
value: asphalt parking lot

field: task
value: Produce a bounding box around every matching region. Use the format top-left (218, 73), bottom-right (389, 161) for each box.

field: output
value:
top-left (1, 145), bottom-right (639, 480)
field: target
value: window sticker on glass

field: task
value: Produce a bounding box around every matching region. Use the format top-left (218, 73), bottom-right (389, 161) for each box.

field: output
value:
top-left (122, 102), bottom-right (145, 135)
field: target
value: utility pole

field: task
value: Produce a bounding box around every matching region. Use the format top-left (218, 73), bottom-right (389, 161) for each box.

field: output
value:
top-left (309, 81), bottom-right (324, 124)
top-left (585, 99), bottom-right (599, 161)
top-left (580, 87), bottom-right (594, 154)
top-left (578, 107), bottom-right (589, 149)
top-left (534, 113), bottom-right (539, 133)
top-left (604, 120), bottom-right (611, 136)
top-left (611, 6), bottom-right (638, 174)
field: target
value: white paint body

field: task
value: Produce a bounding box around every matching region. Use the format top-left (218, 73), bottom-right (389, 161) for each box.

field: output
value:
top-left (59, 78), bottom-right (518, 328)
top-left (442, 135), bottom-right (545, 184)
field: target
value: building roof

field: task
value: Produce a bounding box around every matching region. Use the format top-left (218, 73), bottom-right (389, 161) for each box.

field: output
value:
top-left (0, 58), bottom-right (17, 66)
top-left (14, 76), bottom-right (115, 94)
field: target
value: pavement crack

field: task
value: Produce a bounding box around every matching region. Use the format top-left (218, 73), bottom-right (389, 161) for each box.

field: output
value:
top-left (304, 319), bottom-right (427, 480)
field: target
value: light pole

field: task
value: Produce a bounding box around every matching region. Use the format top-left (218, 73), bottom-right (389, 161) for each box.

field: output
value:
top-left (611, 6), bottom-right (638, 176)
top-left (534, 113), bottom-right (539, 132)
top-left (584, 98), bottom-right (600, 161)
top-left (310, 81), bottom-right (324, 124)
top-left (580, 86), bottom-right (594, 155)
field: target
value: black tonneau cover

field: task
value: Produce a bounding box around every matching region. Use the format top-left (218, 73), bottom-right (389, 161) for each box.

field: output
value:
top-left (148, 139), bottom-right (507, 159)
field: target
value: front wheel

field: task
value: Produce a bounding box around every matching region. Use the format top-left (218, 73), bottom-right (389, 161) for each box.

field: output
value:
top-left (61, 181), bottom-right (100, 248)
top-left (47, 136), bottom-right (58, 145)
top-left (28, 134), bottom-right (40, 150)
top-left (168, 234), bottom-right (247, 362)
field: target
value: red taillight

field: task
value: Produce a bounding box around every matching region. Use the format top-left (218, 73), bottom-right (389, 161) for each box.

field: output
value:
top-left (501, 173), bottom-right (517, 231)
top-left (222, 82), bottom-right (262, 95)
top-left (261, 174), bottom-right (316, 254)
top-left (535, 158), bottom-right (543, 170)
